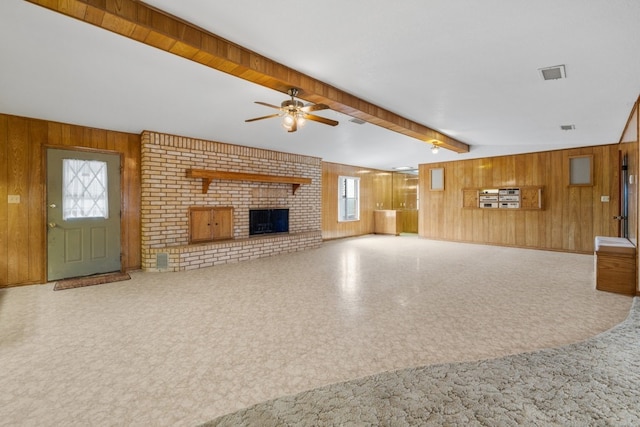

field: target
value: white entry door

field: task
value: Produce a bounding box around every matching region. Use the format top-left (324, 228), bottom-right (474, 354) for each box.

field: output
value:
top-left (47, 149), bottom-right (121, 280)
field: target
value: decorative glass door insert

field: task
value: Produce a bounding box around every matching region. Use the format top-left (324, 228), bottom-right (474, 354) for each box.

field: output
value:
top-left (62, 159), bottom-right (109, 220)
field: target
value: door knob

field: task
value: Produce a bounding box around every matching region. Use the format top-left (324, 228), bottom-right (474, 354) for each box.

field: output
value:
top-left (48, 203), bottom-right (57, 208)
top-left (48, 222), bottom-right (57, 229)
top-left (613, 216), bottom-right (625, 220)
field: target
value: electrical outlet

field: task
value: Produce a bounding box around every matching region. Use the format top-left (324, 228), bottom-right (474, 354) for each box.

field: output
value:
top-left (8, 195), bottom-right (20, 204)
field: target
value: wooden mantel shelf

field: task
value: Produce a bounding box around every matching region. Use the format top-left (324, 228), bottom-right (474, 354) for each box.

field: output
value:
top-left (186, 169), bottom-right (312, 194)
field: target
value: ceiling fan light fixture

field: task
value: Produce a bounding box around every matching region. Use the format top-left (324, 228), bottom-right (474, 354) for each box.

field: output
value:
top-left (247, 87), bottom-right (339, 132)
top-left (282, 113), bottom-right (296, 131)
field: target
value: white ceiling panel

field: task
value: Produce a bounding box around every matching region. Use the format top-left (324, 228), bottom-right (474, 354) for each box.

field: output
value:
top-left (1, 0), bottom-right (639, 169)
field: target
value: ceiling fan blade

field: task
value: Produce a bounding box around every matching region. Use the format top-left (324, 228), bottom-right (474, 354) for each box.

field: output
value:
top-left (254, 101), bottom-right (282, 110)
top-left (245, 113), bottom-right (281, 123)
top-left (301, 103), bottom-right (329, 113)
top-left (304, 114), bottom-right (339, 127)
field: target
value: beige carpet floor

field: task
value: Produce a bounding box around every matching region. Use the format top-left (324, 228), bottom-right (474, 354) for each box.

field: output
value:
top-left (0, 235), bottom-right (633, 426)
top-left (205, 298), bottom-right (640, 426)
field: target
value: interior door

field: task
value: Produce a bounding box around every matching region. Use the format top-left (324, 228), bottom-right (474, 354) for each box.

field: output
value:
top-left (47, 149), bottom-right (121, 280)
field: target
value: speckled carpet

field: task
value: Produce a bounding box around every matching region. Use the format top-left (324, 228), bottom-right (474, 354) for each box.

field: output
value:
top-left (204, 297), bottom-right (640, 426)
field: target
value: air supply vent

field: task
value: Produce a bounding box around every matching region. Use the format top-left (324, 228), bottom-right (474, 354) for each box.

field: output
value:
top-left (349, 117), bottom-right (366, 125)
top-left (560, 124), bottom-right (575, 131)
top-left (539, 65), bottom-right (566, 80)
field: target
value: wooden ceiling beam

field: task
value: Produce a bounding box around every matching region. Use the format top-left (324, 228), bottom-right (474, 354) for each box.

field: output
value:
top-left (25, 0), bottom-right (470, 153)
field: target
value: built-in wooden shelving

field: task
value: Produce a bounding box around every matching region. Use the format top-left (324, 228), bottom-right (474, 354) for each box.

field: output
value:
top-left (186, 169), bottom-right (312, 194)
top-left (462, 186), bottom-right (543, 210)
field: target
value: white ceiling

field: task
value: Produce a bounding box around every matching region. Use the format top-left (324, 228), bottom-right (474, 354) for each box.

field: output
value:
top-left (1, 0), bottom-right (639, 170)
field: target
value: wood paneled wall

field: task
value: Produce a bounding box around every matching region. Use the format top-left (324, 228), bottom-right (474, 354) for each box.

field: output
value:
top-left (419, 145), bottom-right (624, 253)
top-left (322, 162), bottom-right (420, 239)
top-left (322, 162), bottom-right (383, 240)
top-left (0, 114), bottom-right (140, 287)
top-left (3, 110), bottom-right (634, 285)
top-left (322, 162), bottom-right (384, 240)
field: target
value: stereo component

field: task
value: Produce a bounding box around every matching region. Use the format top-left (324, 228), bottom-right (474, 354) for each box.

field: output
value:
top-left (500, 202), bottom-right (520, 209)
top-left (479, 195), bottom-right (499, 202)
top-left (480, 202), bottom-right (500, 208)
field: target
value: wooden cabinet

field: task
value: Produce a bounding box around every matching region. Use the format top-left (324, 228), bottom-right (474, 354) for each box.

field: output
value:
top-left (595, 236), bottom-right (637, 295)
top-left (189, 207), bottom-right (233, 243)
top-left (401, 209), bottom-right (418, 233)
top-left (462, 189), bottom-right (479, 208)
top-left (393, 173), bottom-right (419, 210)
top-left (373, 172), bottom-right (393, 209)
top-left (374, 210), bottom-right (402, 236)
top-left (520, 187), bottom-right (542, 209)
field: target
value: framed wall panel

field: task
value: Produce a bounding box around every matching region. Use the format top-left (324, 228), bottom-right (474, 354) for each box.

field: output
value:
top-left (569, 155), bottom-right (593, 186)
top-left (430, 168), bottom-right (444, 191)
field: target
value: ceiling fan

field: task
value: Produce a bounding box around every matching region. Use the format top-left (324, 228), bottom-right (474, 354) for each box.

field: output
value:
top-left (245, 88), bottom-right (339, 132)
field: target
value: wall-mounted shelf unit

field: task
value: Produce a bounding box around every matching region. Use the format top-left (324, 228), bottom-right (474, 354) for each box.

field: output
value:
top-left (462, 186), bottom-right (543, 210)
top-left (186, 169), bottom-right (312, 194)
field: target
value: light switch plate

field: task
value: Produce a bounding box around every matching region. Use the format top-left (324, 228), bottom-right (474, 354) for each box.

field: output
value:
top-left (600, 195), bottom-right (610, 202)
top-left (8, 195), bottom-right (20, 204)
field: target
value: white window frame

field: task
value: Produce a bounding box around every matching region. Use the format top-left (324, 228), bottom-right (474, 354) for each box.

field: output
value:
top-left (338, 176), bottom-right (360, 222)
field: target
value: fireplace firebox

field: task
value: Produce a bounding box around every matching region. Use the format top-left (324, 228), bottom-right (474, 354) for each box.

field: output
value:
top-left (249, 209), bottom-right (289, 236)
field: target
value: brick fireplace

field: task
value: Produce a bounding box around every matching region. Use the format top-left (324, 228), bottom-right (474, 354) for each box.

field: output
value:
top-left (140, 131), bottom-right (322, 272)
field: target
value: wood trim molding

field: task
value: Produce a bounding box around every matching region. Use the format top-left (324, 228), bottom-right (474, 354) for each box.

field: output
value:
top-left (185, 168), bottom-right (312, 194)
top-left (24, 0), bottom-right (470, 154)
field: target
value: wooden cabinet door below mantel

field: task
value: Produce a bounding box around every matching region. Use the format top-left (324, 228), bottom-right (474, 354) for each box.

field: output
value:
top-left (212, 208), bottom-right (233, 240)
top-left (190, 207), bottom-right (233, 243)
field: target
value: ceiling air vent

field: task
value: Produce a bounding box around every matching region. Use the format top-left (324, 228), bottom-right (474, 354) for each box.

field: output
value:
top-left (349, 117), bottom-right (366, 125)
top-left (560, 124), bottom-right (575, 131)
top-left (539, 65), bottom-right (566, 80)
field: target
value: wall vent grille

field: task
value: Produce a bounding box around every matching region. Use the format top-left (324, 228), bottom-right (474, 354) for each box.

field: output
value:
top-left (156, 253), bottom-right (168, 269)
top-left (539, 65), bottom-right (566, 80)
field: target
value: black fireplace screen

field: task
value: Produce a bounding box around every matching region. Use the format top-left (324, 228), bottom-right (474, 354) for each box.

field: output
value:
top-left (249, 209), bottom-right (289, 235)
